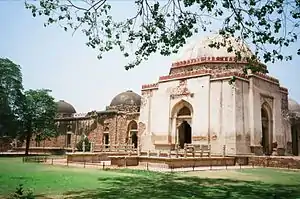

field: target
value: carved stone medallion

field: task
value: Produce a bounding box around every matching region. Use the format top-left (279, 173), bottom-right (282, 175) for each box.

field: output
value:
top-left (170, 79), bottom-right (193, 99)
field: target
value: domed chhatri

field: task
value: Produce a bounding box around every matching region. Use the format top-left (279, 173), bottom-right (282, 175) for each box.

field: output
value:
top-left (288, 98), bottom-right (300, 113)
top-left (56, 100), bottom-right (76, 114)
top-left (175, 34), bottom-right (253, 63)
top-left (108, 90), bottom-right (141, 112)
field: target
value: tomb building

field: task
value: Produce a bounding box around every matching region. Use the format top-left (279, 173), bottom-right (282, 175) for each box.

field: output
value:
top-left (30, 91), bottom-right (141, 151)
top-left (139, 34), bottom-right (291, 156)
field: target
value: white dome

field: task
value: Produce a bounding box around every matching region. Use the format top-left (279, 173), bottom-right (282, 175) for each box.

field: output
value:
top-left (175, 34), bottom-right (254, 62)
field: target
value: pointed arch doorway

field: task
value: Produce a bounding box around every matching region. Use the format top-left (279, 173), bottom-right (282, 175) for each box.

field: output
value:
top-left (127, 121), bottom-right (138, 148)
top-left (292, 126), bottom-right (299, 156)
top-left (178, 121), bottom-right (192, 149)
top-left (261, 103), bottom-right (273, 155)
top-left (171, 100), bottom-right (193, 149)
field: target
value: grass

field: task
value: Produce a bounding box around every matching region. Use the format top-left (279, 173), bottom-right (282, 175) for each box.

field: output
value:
top-left (182, 168), bottom-right (300, 184)
top-left (0, 158), bottom-right (300, 198)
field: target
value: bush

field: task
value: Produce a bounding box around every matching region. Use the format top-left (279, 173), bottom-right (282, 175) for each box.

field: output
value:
top-left (76, 137), bottom-right (91, 152)
top-left (9, 184), bottom-right (35, 199)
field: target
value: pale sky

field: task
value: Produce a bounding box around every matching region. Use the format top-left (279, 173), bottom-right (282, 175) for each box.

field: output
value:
top-left (0, 1), bottom-right (299, 113)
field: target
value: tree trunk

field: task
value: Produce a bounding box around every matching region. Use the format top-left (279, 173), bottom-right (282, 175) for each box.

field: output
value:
top-left (25, 125), bottom-right (32, 156)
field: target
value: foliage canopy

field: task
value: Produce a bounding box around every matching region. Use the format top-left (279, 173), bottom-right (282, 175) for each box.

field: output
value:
top-left (25, 0), bottom-right (300, 70)
top-left (0, 58), bottom-right (24, 137)
top-left (0, 58), bottom-right (57, 154)
top-left (21, 89), bottom-right (57, 154)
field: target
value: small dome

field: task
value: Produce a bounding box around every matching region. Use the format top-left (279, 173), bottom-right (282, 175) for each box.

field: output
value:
top-left (56, 100), bottom-right (76, 114)
top-left (110, 90), bottom-right (141, 107)
top-left (175, 34), bottom-right (254, 62)
top-left (288, 98), bottom-right (300, 113)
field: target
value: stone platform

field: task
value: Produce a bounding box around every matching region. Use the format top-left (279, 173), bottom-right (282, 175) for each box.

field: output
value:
top-left (65, 152), bottom-right (300, 170)
top-left (110, 156), bottom-right (236, 168)
top-left (66, 152), bottom-right (137, 163)
top-left (14, 147), bottom-right (71, 155)
top-left (248, 156), bottom-right (300, 169)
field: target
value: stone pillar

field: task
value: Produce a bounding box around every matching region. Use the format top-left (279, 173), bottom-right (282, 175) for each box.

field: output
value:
top-left (168, 149), bottom-right (171, 158)
top-left (137, 144), bottom-right (141, 156)
top-left (90, 142), bottom-right (94, 153)
top-left (175, 124), bottom-right (179, 146)
top-left (248, 76), bottom-right (255, 146)
top-left (82, 141), bottom-right (85, 153)
top-left (116, 143), bottom-right (119, 152)
top-left (171, 117), bottom-right (177, 145)
top-left (157, 150), bottom-right (161, 157)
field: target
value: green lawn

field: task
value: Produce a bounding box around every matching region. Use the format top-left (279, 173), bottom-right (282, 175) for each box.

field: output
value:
top-left (1, 158), bottom-right (300, 199)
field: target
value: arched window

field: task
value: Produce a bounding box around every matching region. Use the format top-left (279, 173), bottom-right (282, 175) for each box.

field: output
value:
top-left (261, 102), bottom-right (272, 155)
top-left (127, 121), bottom-right (138, 148)
top-left (177, 106), bottom-right (191, 116)
top-left (171, 100), bottom-right (193, 118)
top-left (103, 127), bottom-right (109, 148)
top-left (261, 107), bottom-right (268, 120)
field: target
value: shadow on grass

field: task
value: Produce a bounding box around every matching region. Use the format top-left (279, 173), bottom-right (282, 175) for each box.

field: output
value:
top-left (61, 170), bottom-right (300, 199)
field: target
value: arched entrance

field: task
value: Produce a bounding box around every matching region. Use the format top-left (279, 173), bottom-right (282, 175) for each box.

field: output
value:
top-left (178, 121), bottom-right (192, 148)
top-left (103, 127), bottom-right (109, 149)
top-left (127, 121), bottom-right (138, 148)
top-left (292, 124), bottom-right (299, 156)
top-left (261, 103), bottom-right (272, 155)
top-left (66, 125), bottom-right (72, 148)
top-left (171, 100), bottom-right (193, 149)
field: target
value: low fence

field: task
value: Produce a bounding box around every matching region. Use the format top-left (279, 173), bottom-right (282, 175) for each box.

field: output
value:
top-left (22, 155), bottom-right (300, 172)
top-left (83, 143), bottom-right (219, 158)
top-left (13, 147), bottom-right (68, 155)
top-left (92, 144), bottom-right (137, 153)
top-left (23, 156), bottom-right (48, 163)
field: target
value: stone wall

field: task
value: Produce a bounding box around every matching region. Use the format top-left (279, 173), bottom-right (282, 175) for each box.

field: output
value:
top-left (248, 156), bottom-right (300, 169)
top-left (109, 156), bottom-right (236, 168)
top-left (27, 111), bottom-right (140, 151)
top-left (67, 152), bottom-right (134, 162)
top-left (234, 79), bottom-right (251, 154)
top-left (209, 79), bottom-right (236, 155)
top-left (14, 147), bottom-right (68, 155)
top-left (0, 137), bottom-right (13, 152)
top-left (169, 63), bottom-right (248, 75)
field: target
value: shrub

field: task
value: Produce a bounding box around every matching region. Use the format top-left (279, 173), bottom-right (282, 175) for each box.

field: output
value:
top-left (9, 184), bottom-right (35, 199)
top-left (76, 137), bottom-right (91, 152)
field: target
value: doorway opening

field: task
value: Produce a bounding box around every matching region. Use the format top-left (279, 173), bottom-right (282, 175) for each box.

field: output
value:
top-left (66, 134), bottom-right (71, 148)
top-left (261, 105), bottom-right (272, 155)
top-left (172, 101), bottom-right (193, 149)
top-left (127, 121), bottom-right (138, 148)
top-left (292, 126), bottom-right (299, 156)
top-left (103, 133), bottom-right (109, 148)
top-left (178, 121), bottom-right (192, 149)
